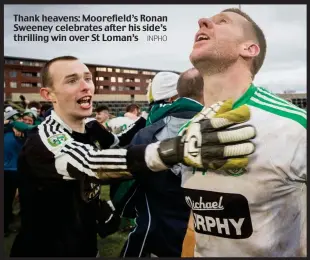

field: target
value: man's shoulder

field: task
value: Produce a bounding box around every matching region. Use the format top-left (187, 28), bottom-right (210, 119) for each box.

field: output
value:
top-left (36, 118), bottom-right (72, 151)
top-left (246, 87), bottom-right (307, 129)
top-left (20, 128), bottom-right (51, 160)
top-left (132, 118), bottom-right (166, 145)
top-left (28, 125), bottom-right (39, 135)
top-left (168, 110), bottom-right (199, 120)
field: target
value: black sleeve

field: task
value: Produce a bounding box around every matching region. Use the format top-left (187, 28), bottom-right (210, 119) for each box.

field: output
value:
top-left (117, 117), bottom-right (146, 147)
top-left (36, 123), bottom-right (130, 180)
top-left (126, 144), bottom-right (150, 174)
top-left (34, 119), bottom-right (164, 181)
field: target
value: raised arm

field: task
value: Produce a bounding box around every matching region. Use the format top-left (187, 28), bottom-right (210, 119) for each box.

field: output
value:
top-left (27, 100), bottom-right (256, 183)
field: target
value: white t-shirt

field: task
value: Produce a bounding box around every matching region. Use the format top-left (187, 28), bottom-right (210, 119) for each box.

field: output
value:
top-left (181, 84), bottom-right (307, 257)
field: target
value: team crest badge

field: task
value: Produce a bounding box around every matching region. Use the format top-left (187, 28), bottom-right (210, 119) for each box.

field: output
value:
top-left (47, 134), bottom-right (68, 147)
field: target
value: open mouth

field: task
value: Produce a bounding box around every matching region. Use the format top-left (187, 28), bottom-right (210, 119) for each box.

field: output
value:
top-left (196, 34), bottom-right (210, 42)
top-left (77, 96), bottom-right (92, 109)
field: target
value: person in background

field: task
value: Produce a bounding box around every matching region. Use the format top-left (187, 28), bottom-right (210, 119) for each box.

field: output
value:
top-left (124, 104), bottom-right (140, 121)
top-left (4, 109), bottom-right (23, 132)
top-left (22, 109), bottom-right (38, 126)
top-left (146, 72), bottom-right (180, 126)
top-left (146, 81), bottom-right (154, 111)
top-left (26, 101), bottom-right (46, 124)
top-left (95, 105), bottom-right (111, 131)
top-left (114, 71), bottom-right (182, 236)
top-left (4, 110), bottom-right (27, 237)
top-left (4, 106), bottom-right (14, 114)
top-left (27, 101), bottom-right (41, 117)
top-left (39, 103), bottom-right (52, 120)
top-left (19, 95), bottom-right (28, 109)
top-left (4, 108), bottom-right (40, 140)
top-left (107, 104), bottom-right (146, 232)
top-left (120, 68), bottom-right (204, 257)
top-left (108, 115), bottom-right (136, 134)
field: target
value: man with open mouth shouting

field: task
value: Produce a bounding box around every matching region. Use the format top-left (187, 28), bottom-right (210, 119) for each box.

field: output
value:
top-left (10, 55), bottom-right (256, 257)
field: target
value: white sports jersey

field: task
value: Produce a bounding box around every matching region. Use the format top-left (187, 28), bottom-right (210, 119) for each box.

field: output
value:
top-left (182, 84), bottom-right (307, 257)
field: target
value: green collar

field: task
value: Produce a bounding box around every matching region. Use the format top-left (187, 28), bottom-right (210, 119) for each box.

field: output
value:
top-left (232, 83), bottom-right (257, 109)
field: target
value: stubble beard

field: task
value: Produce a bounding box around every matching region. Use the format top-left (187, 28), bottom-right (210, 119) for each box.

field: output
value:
top-left (192, 50), bottom-right (238, 76)
top-left (191, 40), bottom-right (240, 76)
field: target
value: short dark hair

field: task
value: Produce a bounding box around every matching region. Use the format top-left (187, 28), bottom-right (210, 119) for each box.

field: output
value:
top-left (126, 104), bottom-right (140, 113)
top-left (28, 101), bottom-right (41, 109)
top-left (41, 56), bottom-right (78, 88)
top-left (177, 68), bottom-right (204, 101)
top-left (222, 8), bottom-right (267, 77)
top-left (95, 105), bottom-right (109, 113)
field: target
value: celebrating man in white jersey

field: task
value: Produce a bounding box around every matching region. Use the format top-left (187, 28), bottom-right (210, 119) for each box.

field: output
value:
top-left (181, 8), bottom-right (307, 257)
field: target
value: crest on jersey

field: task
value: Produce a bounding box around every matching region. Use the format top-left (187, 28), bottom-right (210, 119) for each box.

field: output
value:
top-left (47, 133), bottom-right (68, 147)
top-left (226, 168), bottom-right (247, 176)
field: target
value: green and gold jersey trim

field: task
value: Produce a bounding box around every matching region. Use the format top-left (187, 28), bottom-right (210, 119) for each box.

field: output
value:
top-left (233, 84), bottom-right (307, 129)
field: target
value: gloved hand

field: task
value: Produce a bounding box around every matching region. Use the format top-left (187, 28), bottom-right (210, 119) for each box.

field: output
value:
top-left (96, 199), bottom-right (121, 238)
top-left (157, 99), bottom-right (256, 171)
top-left (85, 120), bottom-right (115, 149)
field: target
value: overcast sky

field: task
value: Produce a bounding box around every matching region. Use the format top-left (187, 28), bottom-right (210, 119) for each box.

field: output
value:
top-left (4, 4), bottom-right (307, 93)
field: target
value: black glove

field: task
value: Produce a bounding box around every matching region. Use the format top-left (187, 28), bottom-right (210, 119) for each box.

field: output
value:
top-left (96, 199), bottom-right (121, 238)
top-left (86, 120), bottom-right (116, 149)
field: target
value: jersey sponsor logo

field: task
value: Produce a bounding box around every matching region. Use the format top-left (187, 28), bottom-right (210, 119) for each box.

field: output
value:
top-left (47, 133), bottom-right (68, 147)
top-left (184, 188), bottom-right (253, 239)
top-left (185, 196), bottom-right (224, 211)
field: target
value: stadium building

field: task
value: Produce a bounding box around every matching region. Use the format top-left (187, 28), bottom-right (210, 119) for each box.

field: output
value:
top-left (277, 93), bottom-right (307, 109)
top-left (4, 56), bottom-right (179, 115)
top-left (4, 56), bottom-right (307, 114)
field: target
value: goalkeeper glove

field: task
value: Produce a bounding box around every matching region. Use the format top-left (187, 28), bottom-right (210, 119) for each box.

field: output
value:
top-left (157, 99), bottom-right (256, 171)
